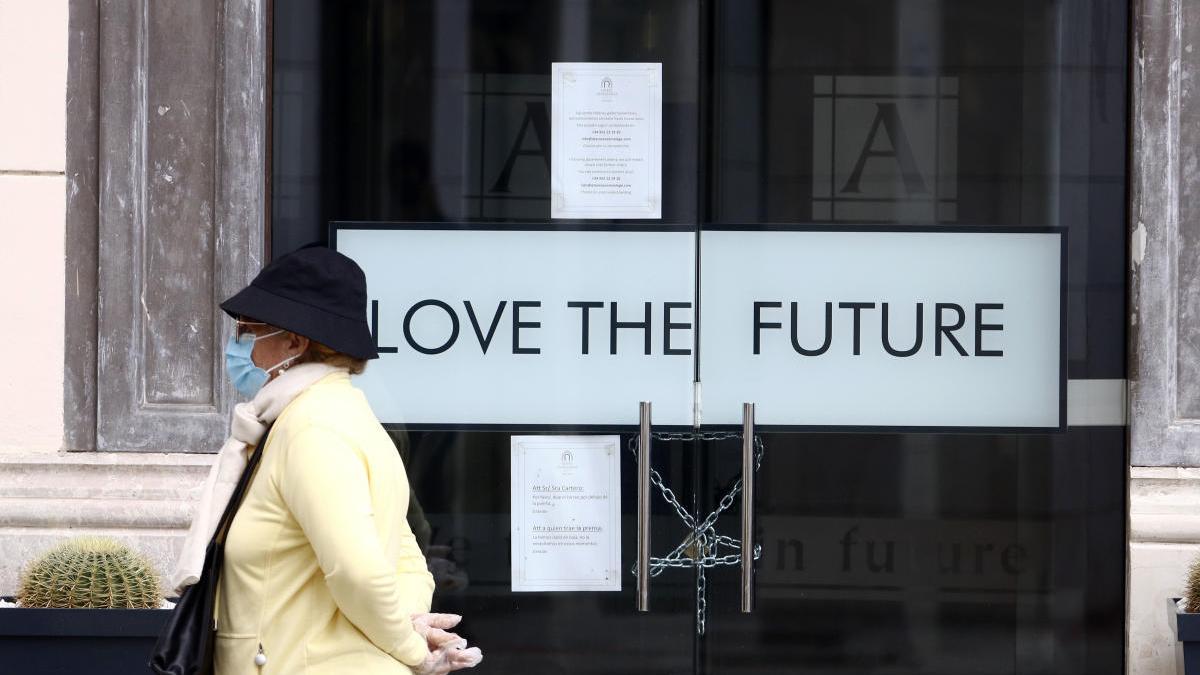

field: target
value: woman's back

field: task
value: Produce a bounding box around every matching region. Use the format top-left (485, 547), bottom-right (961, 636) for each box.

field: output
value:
top-left (215, 370), bottom-right (434, 674)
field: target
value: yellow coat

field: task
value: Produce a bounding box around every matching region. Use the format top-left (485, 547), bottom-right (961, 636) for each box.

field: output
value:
top-left (214, 371), bottom-right (433, 674)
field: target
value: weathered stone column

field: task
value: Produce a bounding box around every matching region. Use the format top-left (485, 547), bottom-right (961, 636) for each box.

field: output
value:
top-left (1129, 0), bottom-right (1200, 671)
top-left (0, 0), bottom-right (268, 595)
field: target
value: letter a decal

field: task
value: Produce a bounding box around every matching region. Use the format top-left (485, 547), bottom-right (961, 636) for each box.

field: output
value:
top-left (840, 102), bottom-right (928, 196)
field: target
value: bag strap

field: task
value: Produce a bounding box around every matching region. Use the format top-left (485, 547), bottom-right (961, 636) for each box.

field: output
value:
top-left (212, 421), bottom-right (275, 546)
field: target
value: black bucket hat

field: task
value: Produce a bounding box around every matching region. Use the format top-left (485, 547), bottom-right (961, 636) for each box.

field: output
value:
top-left (220, 245), bottom-right (379, 360)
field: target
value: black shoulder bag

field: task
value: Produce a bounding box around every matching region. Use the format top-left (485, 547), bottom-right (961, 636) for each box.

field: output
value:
top-left (149, 422), bottom-right (273, 675)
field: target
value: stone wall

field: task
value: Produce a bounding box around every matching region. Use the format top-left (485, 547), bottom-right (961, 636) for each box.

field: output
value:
top-left (1128, 0), bottom-right (1200, 672)
top-left (0, 452), bottom-right (210, 594)
top-left (0, 0), bottom-right (66, 454)
top-left (0, 0), bottom-right (262, 595)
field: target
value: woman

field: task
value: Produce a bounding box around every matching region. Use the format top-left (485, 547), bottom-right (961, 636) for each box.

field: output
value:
top-left (175, 246), bottom-right (481, 674)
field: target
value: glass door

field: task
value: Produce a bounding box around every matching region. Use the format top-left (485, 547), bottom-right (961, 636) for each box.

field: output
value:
top-left (274, 2), bottom-right (704, 673)
top-left (698, 1), bottom-right (1127, 674)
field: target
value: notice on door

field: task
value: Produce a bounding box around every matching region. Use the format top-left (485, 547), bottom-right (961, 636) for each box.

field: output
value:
top-left (511, 435), bottom-right (622, 592)
top-left (551, 62), bottom-right (662, 219)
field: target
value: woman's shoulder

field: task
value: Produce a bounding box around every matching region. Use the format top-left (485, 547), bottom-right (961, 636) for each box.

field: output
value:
top-left (272, 376), bottom-right (383, 451)
top-left (284, 372), bottom-right (365, 415)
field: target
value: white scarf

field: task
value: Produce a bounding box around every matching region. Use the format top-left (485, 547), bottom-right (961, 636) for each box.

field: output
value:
top-left (170, 362), bottom-right (345, 594)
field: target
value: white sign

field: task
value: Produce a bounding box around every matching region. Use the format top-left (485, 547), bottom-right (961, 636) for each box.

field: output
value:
top-left (699, 229), bottom-right (1062, 428)
top-left (551, 62), bottom-right (662, 219)
top-left (334, 225), bottom-right (1064, 430)
top-left (335, 227), bottom-right (695, 427)
top-left (511, 435), bottom-right (622, 592)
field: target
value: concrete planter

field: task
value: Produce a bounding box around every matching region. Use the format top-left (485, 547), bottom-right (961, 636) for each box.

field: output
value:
top-left (1172, 598), bottom-right (1200, 675)
top-left (0, 605), bottom-right (168, 674)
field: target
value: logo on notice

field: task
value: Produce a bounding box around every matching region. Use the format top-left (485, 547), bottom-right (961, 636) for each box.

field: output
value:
top-left (561, 450), bottom-right (575, 465)
top-left (600, 77), bottom-right (614, 94)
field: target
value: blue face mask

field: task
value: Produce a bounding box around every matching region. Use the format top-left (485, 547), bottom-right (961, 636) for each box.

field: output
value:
top-left (224, 330), bottom-right (299, 398)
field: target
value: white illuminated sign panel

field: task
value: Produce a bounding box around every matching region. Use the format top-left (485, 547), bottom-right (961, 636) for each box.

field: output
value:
top-left (334, 225), bottom-right (1064, 431)
top-left (698, 229), bottom-right (1063, 429)
top-left (335, 226), bottom-right (696, 427)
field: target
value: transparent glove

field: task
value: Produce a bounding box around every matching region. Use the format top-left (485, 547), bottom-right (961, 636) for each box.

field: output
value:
top-left (414, 641), bottom-right (483, 675)
top-left (412, 612), bottom-right (464, 650)
top-left (411, 613), bottom-right (483, 674)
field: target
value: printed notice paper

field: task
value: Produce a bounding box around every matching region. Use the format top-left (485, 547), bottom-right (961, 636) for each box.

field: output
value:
top-left (511, 435), bottom-right (622, 592)
top-left (551, 62), bottom-right (662, 219)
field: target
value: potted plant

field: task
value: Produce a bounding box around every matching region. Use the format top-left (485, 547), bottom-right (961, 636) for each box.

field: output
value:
top-left (1171, 555), bottom-right (1200, 674)
top-left (0, 537), bottom-right (171, 673)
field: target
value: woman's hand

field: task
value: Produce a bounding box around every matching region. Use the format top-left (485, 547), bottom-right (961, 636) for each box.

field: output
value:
top-left (412, 612), bottom-right (461, 636)
top-left (412, 612), bottom-right (465, 652)
top-left (414, 642), bottom-right (483, 675)
top-left (411, 613), bottom-right (483, 673)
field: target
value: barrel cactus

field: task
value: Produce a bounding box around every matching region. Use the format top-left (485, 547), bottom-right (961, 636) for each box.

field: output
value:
top-left (16, 537), bottom-right (162, 609)
top-left (1186, 554), bottom-right (1200, 614)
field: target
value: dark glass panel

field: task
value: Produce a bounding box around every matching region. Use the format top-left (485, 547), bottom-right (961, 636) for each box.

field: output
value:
top-left (274, 2), bottom-right (700, 673)
top-left (702, 1), bottom-right (1127, 673)
top-left (273, 0), bottom-right (699, 256)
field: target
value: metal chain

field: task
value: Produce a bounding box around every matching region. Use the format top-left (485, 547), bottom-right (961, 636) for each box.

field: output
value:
top-left (628, 432), bottom-right (764, 635)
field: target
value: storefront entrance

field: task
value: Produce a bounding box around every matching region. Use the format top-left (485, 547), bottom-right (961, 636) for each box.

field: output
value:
top-left (271, 2), bottom-right (1128, 673)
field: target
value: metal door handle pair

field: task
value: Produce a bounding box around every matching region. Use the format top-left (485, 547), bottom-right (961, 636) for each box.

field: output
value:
top-left (635, 401), bottom-right (755, 614)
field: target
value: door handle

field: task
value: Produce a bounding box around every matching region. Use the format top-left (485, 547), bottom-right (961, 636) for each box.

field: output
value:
top-left (741, 402), bottom-right (755, 614)
top-left (637, 401), bottom-right (652, 612)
